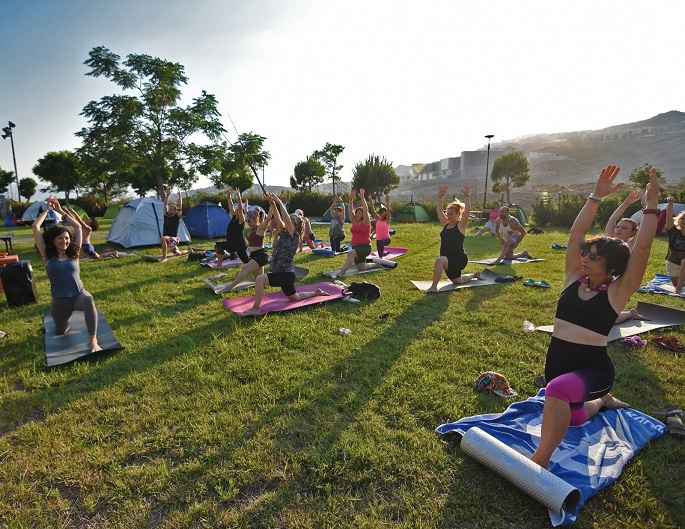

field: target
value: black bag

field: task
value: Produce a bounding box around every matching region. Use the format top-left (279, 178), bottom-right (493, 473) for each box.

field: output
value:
top-left (1, 260), bottom-right (39, 307)
top-left (344, 281), bottom-right (381, 300)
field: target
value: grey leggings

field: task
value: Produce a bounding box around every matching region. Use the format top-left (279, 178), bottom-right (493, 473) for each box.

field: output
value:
top-left (51, 292), bottom-right (98, 337)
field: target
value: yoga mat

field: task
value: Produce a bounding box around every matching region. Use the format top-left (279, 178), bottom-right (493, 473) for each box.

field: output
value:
top-left (312, 248), bottom-right (348, 258)
top-left (437, 389), bottom-right (667, 526)
top-left (369, 247), bottom-right (408, 260)
top-left (80, 252), bottom-right (135, 263)
top-left (200, 258), bottom-right (246, 269)
top-left (536, 301), bottom-right (685, 342)
top-left (44, 309), bottom-right (123, 367)
top-left (638, 274), bottom-right (685, 298)
top-left (223, 281), bottom-right (346, 316)
top-left (205, 266), bottom-right (309, 294)
top-left (323, 266), bottom-right (390, 279)
top-left (136, 252), bottom-right (187, 263)
top-left (461, 427), bottom-right (580, 519)
top-left (411, 269), bottom-right (500, 292)
top-left (472, 257), bottom-right (545, 265)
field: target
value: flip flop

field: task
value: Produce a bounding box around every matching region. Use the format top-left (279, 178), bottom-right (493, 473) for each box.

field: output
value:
top-left (534, 375), bottom-right (547, 388)
top-left (652, 337), bottom-right (682, 352)
top-left (550, 244), bottom-right (568, 249)
top-left (667, 415), bottom-right (685, 438)
top-left (523, 279), bottom-right (551, 289)
top-left (619, 335), bottom-right (648, 347)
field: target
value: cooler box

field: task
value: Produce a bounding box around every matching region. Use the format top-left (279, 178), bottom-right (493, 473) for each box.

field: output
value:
top-left (0, 254), bottom-right (20, 292)
top-left (1, 260), bottom-right (39, 306)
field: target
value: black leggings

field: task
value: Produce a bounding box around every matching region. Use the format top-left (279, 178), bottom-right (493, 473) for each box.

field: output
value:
top-left (330, 235), bottom-right (345, 253)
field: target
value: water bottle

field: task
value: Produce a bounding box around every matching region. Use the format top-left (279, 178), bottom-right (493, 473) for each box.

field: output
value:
top-left (339, 328), bottom-right (352, 336)
top-left (523, 320), bottom-right (535, 333)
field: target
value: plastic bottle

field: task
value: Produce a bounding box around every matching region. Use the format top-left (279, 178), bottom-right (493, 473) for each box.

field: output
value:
top-left (523, 320), bottom-right (535, 333)
top-left (339, 328), bottom-right (352, 336)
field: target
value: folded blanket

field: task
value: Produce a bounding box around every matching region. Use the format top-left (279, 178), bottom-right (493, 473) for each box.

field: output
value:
top-left (639, 274), bottom-right (685, 297)
top-left (436, 390), bottom-right (666, 526)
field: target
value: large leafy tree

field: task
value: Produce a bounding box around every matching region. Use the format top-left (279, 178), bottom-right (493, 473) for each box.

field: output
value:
top-left (0, 167), bottom-right (14, 196)
top-left (490, 151), bottom-right (530, 205)
top-left (628, 162), bottom-right (666, 189)
top-left (76, 46), bottom-right (226, 199)
top-left (208, 133), bottom-right (270, 193)
top-left (32, 150), bottom-right (81, 203)
top-left (351, 154), bottom-right (399, 196)
top-left (291, 156), bottom-right (325, 192)
top-left (18, 177), bottom-right (37, 201)
top-left (313, 143), bottom-right (344, 195)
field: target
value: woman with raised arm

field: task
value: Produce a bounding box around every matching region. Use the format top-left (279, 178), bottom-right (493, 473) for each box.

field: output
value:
top-left (328, 195), bottom-right (346, 253)
top-left (216, 207), bottom-right (272, 293)
top-left (530, 166), bottom-right (660, 470)
top-left (426, 183), bottom-right (481, 292)
top-left (664, 196), bottom-right (685, 294)
top-left (328, 188), bottom-right (396, 279)
top-left (63, 206), bottom-right (119, 259)
top-left (243, 194), bottom-right (329, 315)
top-left (215, 187), bottom-right (250, 267)
top-left (33, 197), bottom-right (102, 353)
top-left (604, 189), bottom-right (642, 251)
top-left (472, 200), bottom-right (500, 238)
top-left (368, 194), bottom-right (392, 257)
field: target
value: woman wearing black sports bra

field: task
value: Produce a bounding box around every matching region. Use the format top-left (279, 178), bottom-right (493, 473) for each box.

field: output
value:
top-left (531, 165), bottom-right (660, 470)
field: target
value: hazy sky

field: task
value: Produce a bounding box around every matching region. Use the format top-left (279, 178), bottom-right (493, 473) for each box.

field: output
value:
top-left (1, 0), bottom-right (684, 198)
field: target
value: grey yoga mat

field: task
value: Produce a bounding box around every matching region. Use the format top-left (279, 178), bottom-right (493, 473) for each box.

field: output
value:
top-left (461, 427), bottom-right (580, 518)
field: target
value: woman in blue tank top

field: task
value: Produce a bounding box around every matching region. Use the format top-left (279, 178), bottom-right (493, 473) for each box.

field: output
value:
top-left (33, 198), bottom-right (102, 353)
top-left (531, 166), bottom-right (660, 470)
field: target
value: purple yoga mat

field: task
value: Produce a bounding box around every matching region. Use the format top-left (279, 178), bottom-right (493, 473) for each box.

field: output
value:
top-left (200, 258), bottom-right (244, 269)
top-left (223, 282), bottom-right (346, 316)
top-left (369, 247), bottom-right (407, 259)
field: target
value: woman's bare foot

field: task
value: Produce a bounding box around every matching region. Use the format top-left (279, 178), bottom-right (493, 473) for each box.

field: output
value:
top-left (474, 271), bottom-right (482, 280)
top-left (89, 339), bottom-right (102, 353)
top-left (314, 288), bottom-right (330, 297)
top-left (602, 393), bottom-right (630, 410)
top-left (160, 257), bottom-right (168, 262)
top-left (243, 307), bottom-right (261, 316)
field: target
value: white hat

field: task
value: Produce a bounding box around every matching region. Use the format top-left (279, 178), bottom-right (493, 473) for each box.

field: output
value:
top-left (294, 209), bottom-right (304, 216)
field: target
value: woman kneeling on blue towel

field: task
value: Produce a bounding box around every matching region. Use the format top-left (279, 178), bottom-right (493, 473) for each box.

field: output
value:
top-left (531, 165), bottom-right (660, 469)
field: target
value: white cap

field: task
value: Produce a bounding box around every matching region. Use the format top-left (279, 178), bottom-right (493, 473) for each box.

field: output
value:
top-left (294, 209), bottom-right (303, 216)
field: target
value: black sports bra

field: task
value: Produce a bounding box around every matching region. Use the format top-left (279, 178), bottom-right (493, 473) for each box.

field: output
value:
top-left (554, 279), bottom-right (618, 336)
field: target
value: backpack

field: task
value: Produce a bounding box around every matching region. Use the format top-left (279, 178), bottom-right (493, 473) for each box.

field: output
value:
top-left (344, 281), bottom-right (381, 300)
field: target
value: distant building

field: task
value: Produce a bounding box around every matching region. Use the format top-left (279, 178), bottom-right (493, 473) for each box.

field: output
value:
top-left (460, 146), bottom-right (514, 181)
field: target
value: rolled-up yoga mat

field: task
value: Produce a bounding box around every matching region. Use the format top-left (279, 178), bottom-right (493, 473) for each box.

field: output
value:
top-left (371, 257), bottom-right (397, 268)
top-left (461, 427), bottom-right (580, 517)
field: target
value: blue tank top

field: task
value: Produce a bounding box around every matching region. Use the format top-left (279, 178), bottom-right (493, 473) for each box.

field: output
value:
top-left (46, 257), bottom-right (85, 298)
top-left (555, 279), bottom-right (617, 336)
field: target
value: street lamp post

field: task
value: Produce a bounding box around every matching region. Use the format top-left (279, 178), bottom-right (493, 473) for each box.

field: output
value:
top-left (482, 134), bottom-right (494, 210)
top-left (1, 121), bottom-right (19, 201)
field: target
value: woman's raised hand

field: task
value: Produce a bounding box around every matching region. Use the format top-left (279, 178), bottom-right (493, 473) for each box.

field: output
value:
top-left (594, 165), bottom-right (622, 198)
top-left (461, 182), bottom-right (470, 197)
top-left (438, 185), bottom-right (448, 198)
top-left (644, 168), bottom-right (660, 204)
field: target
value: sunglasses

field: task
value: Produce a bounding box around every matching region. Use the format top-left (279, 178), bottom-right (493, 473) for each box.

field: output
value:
top-left (580, 249), bottom-right (603, 261)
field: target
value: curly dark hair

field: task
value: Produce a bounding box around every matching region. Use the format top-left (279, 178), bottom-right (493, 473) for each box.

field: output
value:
top-left (88, 216), bottom-right (100, 231)
top-left (43, 226), bottom-right (79, 260)
top-left (583, 236), bottom-right (630, 276)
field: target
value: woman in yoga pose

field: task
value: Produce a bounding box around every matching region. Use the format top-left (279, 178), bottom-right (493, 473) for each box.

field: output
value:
top-left (63, 207), bottom-right (119, 259)
top-left (368, 194), bottom-right (392, 257)
top-left (215, 187), bottom-right (250, 267)
top-left (472, 200), bottom-right (500, 238)
top-left (531, 165), bottom-right (659, 469)
top-left (33, 197), bottom-right (102, 353)
top-left (426, 183), bottom-right (481, 292)
top-left (604, 189), bottom-right (642, 251)
top-left (217, 207), bottom-right (272, 293)
top-left (243, 194), bottom-right (329, 315)
top-left (664, 196), bottom-right (685, 294)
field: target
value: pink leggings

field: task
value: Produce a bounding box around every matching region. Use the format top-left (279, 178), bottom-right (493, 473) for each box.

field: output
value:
top-left (545, 370), bottom-right (612, 425)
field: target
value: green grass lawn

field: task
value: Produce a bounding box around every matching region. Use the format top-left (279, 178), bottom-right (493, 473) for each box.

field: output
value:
top-left (0, 220), bottom-right (683, 528)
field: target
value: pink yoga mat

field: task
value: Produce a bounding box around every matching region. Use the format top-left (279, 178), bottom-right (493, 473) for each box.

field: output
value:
top-left (223, 282), bottom-right (346, 316)
top-left (370, 247), bottom-right (407, 259)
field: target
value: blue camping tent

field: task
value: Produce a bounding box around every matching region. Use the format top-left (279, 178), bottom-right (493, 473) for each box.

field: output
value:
top-left (183, 201), bottom-right (230, 239)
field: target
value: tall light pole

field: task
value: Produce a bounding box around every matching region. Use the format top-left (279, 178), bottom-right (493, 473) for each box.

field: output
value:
top-left (482, 134), bottom-right (494, 210)
top-left (1, 121), bottom-right (19, 201)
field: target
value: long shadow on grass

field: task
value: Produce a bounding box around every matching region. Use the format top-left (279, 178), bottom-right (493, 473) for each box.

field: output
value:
top-left (187, 292), bottom-right (455, 518)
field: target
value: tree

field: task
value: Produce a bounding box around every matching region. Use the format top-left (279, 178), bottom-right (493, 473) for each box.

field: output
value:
top-left (0, 167), bottom-right (14, 196)
top-left (208, 133), bottom-right (270, 192)
top-left (351, 154), bottom-right (400, 196)
top-left (628, 163), bottom-right (666, 189)
top-left (490, 152), bottom-right (530, 205)
top-left (18, 177), bottom-right (37, 201)
top-left (313, 143), bottom-right (344, 195)
top-left (291, 156), bottom-right (325, 192)
top-left (32, 150), bottom-right (80, 203)
top-left (76, 46), bottom-right (226, 199)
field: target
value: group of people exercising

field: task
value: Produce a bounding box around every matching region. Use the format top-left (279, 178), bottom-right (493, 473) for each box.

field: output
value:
top-left (33, 164), bottom-right (683, 469)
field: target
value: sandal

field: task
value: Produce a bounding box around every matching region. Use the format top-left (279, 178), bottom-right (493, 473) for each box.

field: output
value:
top-left (652, 337), bottom-right (683, 352)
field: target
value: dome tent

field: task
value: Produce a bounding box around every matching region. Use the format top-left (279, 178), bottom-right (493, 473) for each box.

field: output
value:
top-left (320, 203), bottom-right (351, 223)
top-left (20, 201), bottom-right (62, 225)
top-left (183, 201), bottom-right (230, 239)
top-left (631, 202), bottom-right (685, 236)
top-left (395, 201), bottom-right (430, 223)
top-left (107, 197), bottom-right (191, 248)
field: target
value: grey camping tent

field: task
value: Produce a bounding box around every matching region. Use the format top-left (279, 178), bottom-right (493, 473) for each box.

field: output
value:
top-left (107, 197), bottom-right (191, 248)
